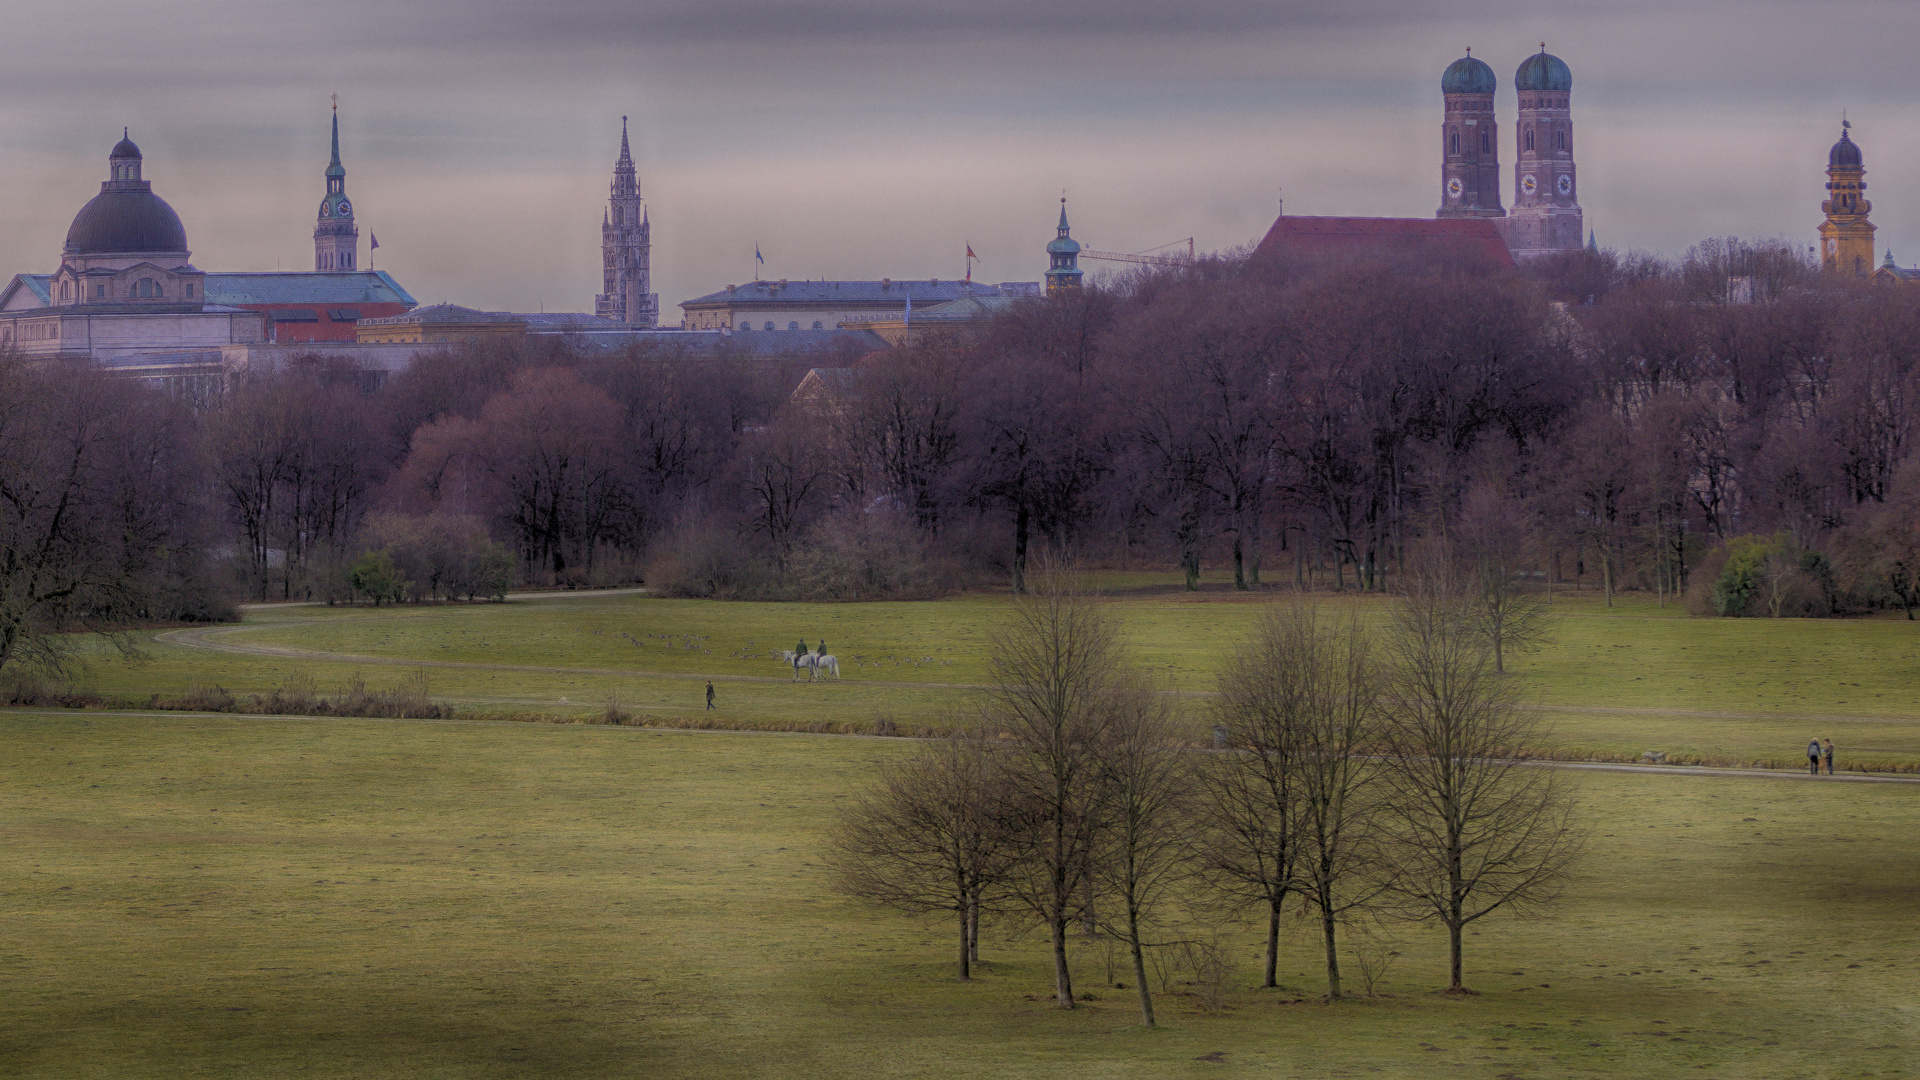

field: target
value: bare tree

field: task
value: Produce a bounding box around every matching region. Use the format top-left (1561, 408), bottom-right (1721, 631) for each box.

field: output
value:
top-left (1089, 679), bottom-right (1192, 1026)
top-left (829, 729), bottom-right (1015, 981)
top-left (1197, 605), bottom-right (1307, 989)
top-left (1453, 480), bottom-right (1552, 673)
top-left (1285, 604), bottom-right (1393, 1000)
top-left (987, 564), bottom-right (1121, 1008)
top-left (1380, 573), bottom-right (1584, 993)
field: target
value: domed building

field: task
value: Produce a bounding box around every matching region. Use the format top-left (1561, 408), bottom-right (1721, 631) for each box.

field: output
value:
top-left (1819, 120), bottom-right (1875, 275)
top-left (1438, 51), bottom-right (1503, 219)
top-left (1502, 46), bottom-right (1584, 259)
top-left (1, 119), bottom-right (416, 383)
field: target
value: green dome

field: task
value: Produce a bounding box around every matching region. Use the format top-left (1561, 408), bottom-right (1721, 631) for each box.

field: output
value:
top-left (1442, 55), bottom-right (1497, 95)
top-left (1515, 50), bottom-right (1572, 92)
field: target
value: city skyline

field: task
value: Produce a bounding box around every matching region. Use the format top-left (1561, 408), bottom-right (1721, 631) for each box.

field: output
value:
top-left (0, 0), bottom-right (1914, 313)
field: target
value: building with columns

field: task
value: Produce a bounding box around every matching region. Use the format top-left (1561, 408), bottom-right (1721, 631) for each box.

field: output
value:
top-left (595, 118), bottom-right (658, 327)
top-left (1437, 52), bottom-right (1504, 220)
top-left (0, 126), bottom-right (416, 368)
top-left (314, 102), bottom-right (359, 271)
top-left (1820, 121), bottom-right (1875, 275)
top-left (1503, 48), bottom-right (1584, 259)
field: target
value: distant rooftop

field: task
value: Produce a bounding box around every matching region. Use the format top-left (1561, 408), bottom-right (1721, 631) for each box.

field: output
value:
top-left (681, 279), bottom-right (1024, 309)
top-left (202, 271), bottom-right (416, 307)
top-left (1254, 215), bottom-right (1516, 270)
top-left (360, 303), bottom-right (521, 327)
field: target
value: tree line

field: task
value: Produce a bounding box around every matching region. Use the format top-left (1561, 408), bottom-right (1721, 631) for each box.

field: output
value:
top-left (4, 233), bottom-right (1918, 671)
top-left (829, 567), bottom-right (1582, 1023)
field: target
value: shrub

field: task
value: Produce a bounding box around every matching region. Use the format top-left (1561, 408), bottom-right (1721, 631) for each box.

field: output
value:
top-left (348, 551), bottom-right (408, 606)
top-left (1696, 534), bottom-right (1835, 617)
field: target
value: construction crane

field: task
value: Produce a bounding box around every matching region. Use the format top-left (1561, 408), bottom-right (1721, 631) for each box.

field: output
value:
top-left (1079, 237), bottom-right (1196, 268)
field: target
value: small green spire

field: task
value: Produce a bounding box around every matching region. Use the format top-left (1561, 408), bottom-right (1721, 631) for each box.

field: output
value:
top-left (326, 97), bottom-right (345, 179)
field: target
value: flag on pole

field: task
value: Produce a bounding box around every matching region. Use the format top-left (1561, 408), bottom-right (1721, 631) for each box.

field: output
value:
top-left (755, 245), bottom-right (764, 265)
top-left (965, 244), bottom-right (977, 283)
top-left (370, 233), bottom-right (380, 250)
top-left (966, 244), bottom-right (977, 261)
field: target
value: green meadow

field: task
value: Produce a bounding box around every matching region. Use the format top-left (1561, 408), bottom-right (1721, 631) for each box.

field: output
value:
top-left (3, 574), bottom-right (1918, 1076)
top-left (0, 711), bottom-right (1913, 1078)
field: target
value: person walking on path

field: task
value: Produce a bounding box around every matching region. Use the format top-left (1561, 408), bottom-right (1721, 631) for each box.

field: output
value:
top-left (706, 681), bottom-right (716, 711)
top-left (1823, 738), bottom-right (1835, 775)
top-left (1808, 739), bottom-right (1823, 775)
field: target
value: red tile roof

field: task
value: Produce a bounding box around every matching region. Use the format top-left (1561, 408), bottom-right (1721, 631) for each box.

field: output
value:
top-left (1254, 215), bottom-right (1516, 270)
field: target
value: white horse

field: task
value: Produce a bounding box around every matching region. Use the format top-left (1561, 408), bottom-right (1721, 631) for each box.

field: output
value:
top-left (779, 651), bottom-right (838, 681)
top-left (812, 654), bottom-right (840, 680)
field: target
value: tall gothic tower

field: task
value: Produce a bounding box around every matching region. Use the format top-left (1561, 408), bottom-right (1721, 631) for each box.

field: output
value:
top-left (595, 117), bottom-right (658, 326)
top-left (1505, 47), bottom-right (1583, 259)
top-left (1820, 120), bottom-right (1874, 275)
top-left (313, 101), bottom-right (358, 271)
top-left (1437, 51), bottom-right (1503, 219)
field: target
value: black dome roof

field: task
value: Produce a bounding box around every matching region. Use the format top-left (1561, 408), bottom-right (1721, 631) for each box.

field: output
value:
top-left (65, 189), bottom-right (188, 255)
top-left (1830, 129), bottom-right (1862, 168)
top-left (110, 133), bottom-right (141, 159)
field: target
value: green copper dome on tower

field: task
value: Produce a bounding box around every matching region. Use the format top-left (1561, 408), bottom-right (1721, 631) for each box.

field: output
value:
top-left (1515, 48), bottom-right (1572, 92)
top-left (1044, 198), bottom-right (1082, 294)
top-left (1441, 53), bottom-right (1497, 95)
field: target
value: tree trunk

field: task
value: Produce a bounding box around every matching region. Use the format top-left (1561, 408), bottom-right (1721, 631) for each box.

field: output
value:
top-left (1321, 895), bottom-right (1342, 1000)
top-left (967, 890), bottom-right (980, 963)
top-left (1448, 917), bottom-right (1464, 992)
top-left (1184, 548), bottom-right (1200, 591)
top-left (1012, 502), bottom-right (1030, 594)
top-left (1129, 913), bottom-right (1156, 1027)
top-left (1232, 535), bottom-right (1247, 590)
top-left (1263, 902), bottom-right (1281, 988)
top-left (957, 907), bottom-right (971, 981)
top-left (1050, 913), bottom-right (1075, 1008)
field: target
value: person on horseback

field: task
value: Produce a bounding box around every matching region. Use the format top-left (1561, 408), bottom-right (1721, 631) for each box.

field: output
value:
top-left (795, 637), bottom-right (809, 658)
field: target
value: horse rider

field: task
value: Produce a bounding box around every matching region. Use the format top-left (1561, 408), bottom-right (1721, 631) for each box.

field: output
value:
top-left (795, 637), bottom-right (809, 658)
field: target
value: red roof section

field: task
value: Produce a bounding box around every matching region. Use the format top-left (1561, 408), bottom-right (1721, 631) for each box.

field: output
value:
top-left (1254, 215), bottom-right (1516, 270)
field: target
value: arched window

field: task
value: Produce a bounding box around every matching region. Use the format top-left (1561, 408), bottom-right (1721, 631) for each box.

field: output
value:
top-left (59, 281), bottom-right (70, 302)
top-left (1450, 131), bottom-right (1459, 154)
top-left (740, 321), bottom-right (751, 331)
top-left (788, 321), bottom-right (799, 330)
top-left (811, 321), bottom-right (823, 330)
top-left (1525, 128), bottom-right (1534, 151)
top-left (1555, 130), bottom-right (1565, 151)
top-left (1479, 130), bottom-right (1489, 152)
top-left (764, 321), bottom-right (775, 331)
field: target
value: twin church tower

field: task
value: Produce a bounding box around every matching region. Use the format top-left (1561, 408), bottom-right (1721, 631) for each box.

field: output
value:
top-left (1437, 46), bottom-right (1583, 260)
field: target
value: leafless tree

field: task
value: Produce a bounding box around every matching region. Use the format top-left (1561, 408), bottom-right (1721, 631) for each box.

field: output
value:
top-left (1379, 572), bottom-right (1585, 993)
top-left (828, 728), bottom-right (1017, 981)
top-left (986, 563), bottom-right (1121, 1008)
top-left (1088, 679), bottom-right (1192, 1026)
top-left (1453, 480), bottom-right (1552, 673)
top-left (1197, 605), bottom-right (1307, 989)
top-left (1284, 603), bottom-right (1393, 1000)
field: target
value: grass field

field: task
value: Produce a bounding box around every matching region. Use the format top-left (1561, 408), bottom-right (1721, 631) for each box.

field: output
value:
top-left (47, 574), bottom-right (1920, 769)
top-left (5, 576), bottom-right (1918, 1075)
top-left (1, 710), bottom-right (1913, 1078)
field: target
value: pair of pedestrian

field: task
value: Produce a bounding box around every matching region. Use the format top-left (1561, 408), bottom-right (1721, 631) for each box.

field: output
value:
top-left (1806, 738), bottom-right (1834, 775)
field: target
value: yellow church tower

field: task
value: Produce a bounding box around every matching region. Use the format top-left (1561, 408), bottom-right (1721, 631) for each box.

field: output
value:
top-left (1820, 119), bottom-right (1875, 275)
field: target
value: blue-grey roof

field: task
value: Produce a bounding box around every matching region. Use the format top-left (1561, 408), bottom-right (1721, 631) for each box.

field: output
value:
top-left (1830, 128), bottom-right (1863, 168)
top-left (549, 326), bottom-right (888, 358)
top-left (15, 275), bottom-right (52, 303)
top-left (360, 302), bottom-right (519, 325)
top-left (1442, 55), bottom-right (1497, 95)
top-left (201, 271), bottom-right (416, 307)
top-left (1515, 51), bottom-right (1572, 92)
top-left (680, 279), bottom-right (1014, 308)
top-left (521, 312), bottom-right (622, 330)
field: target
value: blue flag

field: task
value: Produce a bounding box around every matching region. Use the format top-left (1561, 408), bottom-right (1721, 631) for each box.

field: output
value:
top-left (755, 245), bottom-right (764, 265)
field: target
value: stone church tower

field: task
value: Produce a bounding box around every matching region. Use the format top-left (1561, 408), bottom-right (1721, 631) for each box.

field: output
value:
top-left (1820, 121), bottom-right (1874, 275)
top-left (1438, 51), bottom-right (1503, 219)
top-left (313, 102), bottom-right (359, 271)
top-left (1504, 47), bottom-right (1583, 259)
top-left (595, 118), bottom-right (658, 326)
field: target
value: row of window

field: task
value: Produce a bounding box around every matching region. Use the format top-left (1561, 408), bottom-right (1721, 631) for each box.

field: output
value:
top-left (1522, 127), bottom-right (1569, 152)
top-left (1520, 96), bottom-right (1569, 109)
top-left (738, 320), bottom-right (825, 331)
top-left (4, 321), bottom-right (58, 341)
top-left (1447, 129), bottom-right (1494, 155)
top-left (55, 277), bottom-right (190, 302)
top-left (318, 249), bottom-right (356, 270)
top-left (1449, 127), bottom-right (1569, 154)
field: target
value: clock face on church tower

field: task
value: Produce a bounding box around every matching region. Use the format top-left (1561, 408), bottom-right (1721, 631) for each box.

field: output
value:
top-left (1447, 178), bottom-right (1462, 199)
top-left (1556, 174), bottom-right (1572, 196)
top-left (336, 199), bottom-right (351, 216)
top-left (1521, 174), bottom-right (1537, 195)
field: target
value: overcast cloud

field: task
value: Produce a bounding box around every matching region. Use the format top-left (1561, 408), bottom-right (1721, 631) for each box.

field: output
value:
top-left (0, 1), bottom-right (1914, 314)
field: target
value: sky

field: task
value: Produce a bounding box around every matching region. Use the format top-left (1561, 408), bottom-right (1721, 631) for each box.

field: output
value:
top-left (0, 1), bottom-right (1915, 317)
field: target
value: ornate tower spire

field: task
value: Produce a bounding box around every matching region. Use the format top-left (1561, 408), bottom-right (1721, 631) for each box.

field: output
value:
top-left (1045, 195), bottom-right (1083, 294)
top-left (314, 96), bottom-right (359, 271)
top-left (1506, 46), bottom-right (1582, 259)
top-left (1820, 118), bottom-right (1875, 275)
top-left (595, 116), bottom-right (658, 325)
top-left (1437, 49), bottom-right (1503, 219)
